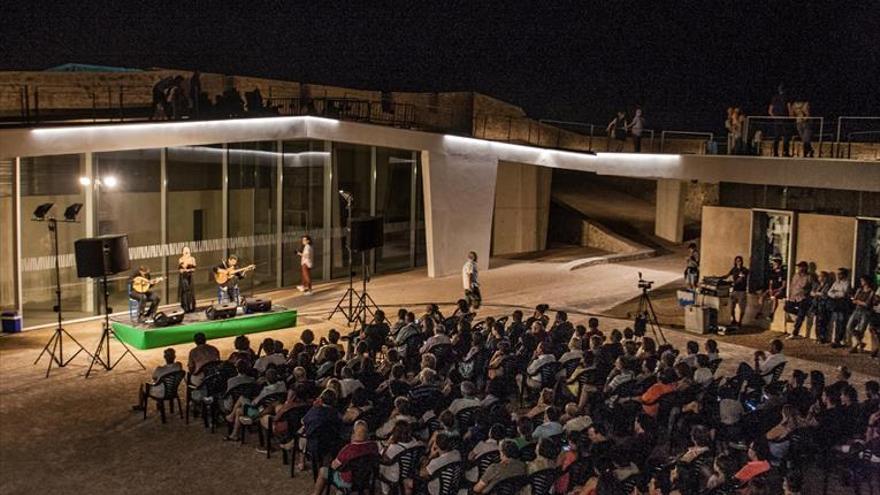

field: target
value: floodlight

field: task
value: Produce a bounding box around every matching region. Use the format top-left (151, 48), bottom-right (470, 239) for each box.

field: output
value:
top-left (33, 203), bottom-right (54, 220)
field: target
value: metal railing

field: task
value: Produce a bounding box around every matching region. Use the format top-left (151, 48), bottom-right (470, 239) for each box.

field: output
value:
top-left (835, 116), bottom-right (880, 158)
top-left (660, 131), bottom-right (714, 153)
top-left (743, 115), bottom-right (825, 157)
top-left (538, 119), bottom-right (657, 152)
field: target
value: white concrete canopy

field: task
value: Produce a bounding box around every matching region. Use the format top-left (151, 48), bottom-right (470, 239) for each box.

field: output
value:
top-left (2, 116), bottom-right (878, 277)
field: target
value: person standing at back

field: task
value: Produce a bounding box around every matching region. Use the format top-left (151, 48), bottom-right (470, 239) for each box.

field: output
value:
top-left (606, 111), bottom-right (627, 152)
top-left (297, 235), bottom-right (314, 295)
top-left (627, 108), bottom-right (646, 152)
top-left (463, 251), bottom-right (481, 309)
top-left (768, 84), bottom-right (792, 157)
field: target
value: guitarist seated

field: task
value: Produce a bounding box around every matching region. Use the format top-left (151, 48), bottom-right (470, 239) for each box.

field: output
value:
top-left (130, 265), bottom-right (161, 321)
top-left (213, 254), bottom-right (254, 304)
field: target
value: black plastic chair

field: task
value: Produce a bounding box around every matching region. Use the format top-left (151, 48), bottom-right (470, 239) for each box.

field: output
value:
top-left (708, 358), bottom-right (723, 374)
top-left (519, 442), bottom-right (537, 462)
top-left (528, 468), bottom-right (560, 495)
top-left (485, 475), bottom-right (528, 495)
top-left (144, 370), bottom-right (186, 423)
top-left (379, 445), bottom-right (426, 495)
top-left (559, 358), bottom-right (581, 378)
top-left (473, 450), bottom-right (501, 480)
top-left (239, 391), bottom-right (287, 446)
top-left (428, 461), bottom-right (464, 495)
top-left (455, 407), bottom-right (479, 430)
top-left (328, 453), bottom-right (381, 495)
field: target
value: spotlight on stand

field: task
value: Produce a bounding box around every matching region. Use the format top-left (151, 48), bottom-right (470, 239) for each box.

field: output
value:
top-left (64, 203), bottom-right (83, 222)
top-left (338, 189), bottom-right (353, 202)
top-left (101, 176), bottom-right (118, 188)
top-left (32, 203), bottom-right (55, 220)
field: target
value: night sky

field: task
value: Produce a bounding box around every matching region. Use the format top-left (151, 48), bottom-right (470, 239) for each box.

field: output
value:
top-left (2, 1), bottom-right (878, 132)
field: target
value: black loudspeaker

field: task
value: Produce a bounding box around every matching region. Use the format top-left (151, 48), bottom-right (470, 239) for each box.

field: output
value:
top-left (206, 303), bottom-right (238, 320)
top-left (350, 216), bottom-right (384, 251)
top-left (243, 297), bottom-right (272, 314)
top-left (153, 309), bottom-right (185, 327)
top-left (74, 235), bottom-right (130, 278)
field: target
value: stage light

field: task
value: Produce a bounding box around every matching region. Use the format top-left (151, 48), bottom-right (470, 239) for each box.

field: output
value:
top-left (78, 176), bottom-right (91, 186)
top-left (64, 203), bottom-right (83, 221)
top-left (101, 176), bottom-right (118, 188)
top-left (33, 203), bottom-right (54, 220)
top-left (338, 190), bottom-right (353, 202)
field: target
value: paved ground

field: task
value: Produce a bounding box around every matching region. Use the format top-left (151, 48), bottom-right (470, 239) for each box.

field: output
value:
top-left (1, 251), bottom-right (876, 494)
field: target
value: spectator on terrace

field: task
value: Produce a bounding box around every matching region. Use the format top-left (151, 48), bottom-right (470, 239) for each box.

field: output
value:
top-left (132, 348), bottom-right (182, 412)
top-left (845, 275), bottom-right (876, 353)
top-left (805, 270), bottom-right (833, 343)
top-left (726, 107), bottom-right (746, 154)
top-left (768, 84), bottom-right (793, 157)
top-left (187, 332), bottom-right (220, 386)
top-left (756, 257), bottom-right (786, 321)
top-left (606, 111), bottom-right (627, 152)
top-left (829, 267), bottom-right (852, 348)
top-left (312, 420), bottom-right (379, 495)
top-left (626, 108), bottom-right (646, 152)
top-left (791, 98), bottom-right (814, 157)
top-left (787, 261), bottom-right (814, 339)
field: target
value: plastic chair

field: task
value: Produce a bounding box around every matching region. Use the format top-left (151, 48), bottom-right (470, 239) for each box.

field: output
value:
top-left (144, 370), bottom-right (186, 423)
top-left (128, 282), bottom-right (138, 321)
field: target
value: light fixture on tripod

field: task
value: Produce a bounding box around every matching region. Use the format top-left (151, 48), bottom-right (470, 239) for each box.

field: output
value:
top-left (32, 202), bottom-right (93, 378)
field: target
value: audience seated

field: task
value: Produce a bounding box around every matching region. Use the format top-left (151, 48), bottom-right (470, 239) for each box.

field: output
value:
top-left (157, 299), bottom-right (878, 494)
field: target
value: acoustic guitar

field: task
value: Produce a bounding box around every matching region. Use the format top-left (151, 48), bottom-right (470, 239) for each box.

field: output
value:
top-left (132, 276), bottom-right (164, 294)
top-left (214, 264), bottom-right (255, 285)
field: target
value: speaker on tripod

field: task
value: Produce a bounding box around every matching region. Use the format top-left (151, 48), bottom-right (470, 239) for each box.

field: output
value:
top-left (74, 234), bottom-right (146, 378)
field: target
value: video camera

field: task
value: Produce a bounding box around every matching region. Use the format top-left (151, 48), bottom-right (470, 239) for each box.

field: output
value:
top-left (637, 272), bottom-right (654, 291)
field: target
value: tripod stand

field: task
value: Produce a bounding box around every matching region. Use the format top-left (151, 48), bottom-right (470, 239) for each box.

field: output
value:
top-left (635, 278), bottom-right (667, 345)
top-left (33, 217), bottom-right (93, 378)
top-left (85, 274), bottom-right (145, 378)
top-left (351, 250), bottom-right (380, 328)
top-left (328, 192), bottom-right (360, 325)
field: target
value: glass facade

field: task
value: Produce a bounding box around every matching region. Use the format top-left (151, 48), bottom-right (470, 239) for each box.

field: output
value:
top-left (4, 140), bottom-right (425, 329)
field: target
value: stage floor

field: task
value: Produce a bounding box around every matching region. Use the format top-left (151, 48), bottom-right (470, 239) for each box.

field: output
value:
top-left (111, 306), bottom-right (297, 350)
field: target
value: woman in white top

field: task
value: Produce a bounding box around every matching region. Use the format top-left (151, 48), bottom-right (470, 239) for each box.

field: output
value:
top-left (297, 235), bottom-right (314, 295)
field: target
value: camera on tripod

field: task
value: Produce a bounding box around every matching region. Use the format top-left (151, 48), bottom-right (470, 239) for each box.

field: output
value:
top-left (637, 272), bottom-right (654, 291)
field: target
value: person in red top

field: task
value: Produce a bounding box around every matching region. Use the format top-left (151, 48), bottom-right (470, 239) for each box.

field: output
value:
top-left (640, 368), bottom-right (679, 417)
top-left (734, 439), bottom-right (771, 484)
top-left (312, 420), bottom-right (379, 495)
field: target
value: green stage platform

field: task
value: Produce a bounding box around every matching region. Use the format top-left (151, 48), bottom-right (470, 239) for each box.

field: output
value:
top-left (111, 306), bottom-right (297, 350)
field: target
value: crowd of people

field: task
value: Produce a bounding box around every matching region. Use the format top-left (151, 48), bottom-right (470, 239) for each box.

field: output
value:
top-left (150, 71), bottom-right (278, 121)
top-left (717, 254), bottom-right (880, 359)
top-left (138, 299), bottom-right (879, 494)
top-left (725, 84), bottom-right (816, 158)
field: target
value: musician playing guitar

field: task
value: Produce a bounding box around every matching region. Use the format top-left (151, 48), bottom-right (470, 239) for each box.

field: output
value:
top-left (213, 254), bottom-right (255, 305)
top-left (130, 265), bottom-right (163, 321)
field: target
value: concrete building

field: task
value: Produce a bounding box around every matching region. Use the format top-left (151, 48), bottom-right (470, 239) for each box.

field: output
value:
top-left (1, 68), bottom-right (878, 331)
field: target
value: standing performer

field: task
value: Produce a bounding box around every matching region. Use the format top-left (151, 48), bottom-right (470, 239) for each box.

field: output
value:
top-left (685, 243), bottom-right (700, 290)
top-left (130, 265), bottom-right (162, 322)
top-left (462, 251), bottom-right (481, 309)
top-left (178, 246), bottom-right (197, 313)
top-left (296, 235), bottom-right (314, 296)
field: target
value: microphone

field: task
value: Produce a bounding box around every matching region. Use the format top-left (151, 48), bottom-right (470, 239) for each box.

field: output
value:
top-left (338, 190), bottom-right (353, 202)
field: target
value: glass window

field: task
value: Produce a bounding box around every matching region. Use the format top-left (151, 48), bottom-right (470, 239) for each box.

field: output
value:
top-left (0, 159), bottom-right (13, 312)
top-left (282, 141), bottom-right (326, 285)
top-left (18, 155), bottom-right (92, 326)
top-left (166, 145), bottom-right (225, 301)
top-left (415, 159), bottom-right (427, 267)
top-left (228, 142), bottom-right (278, 294)
top-left (331, 143), bottom-right (371, 278)
top-left (375, 147), bottom-right (415, 272)
top-left (94, 149), bottom-right (163, 316)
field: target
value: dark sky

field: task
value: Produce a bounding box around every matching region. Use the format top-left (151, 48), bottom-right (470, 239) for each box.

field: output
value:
top-left (2, 1), bottom-right (878, 132)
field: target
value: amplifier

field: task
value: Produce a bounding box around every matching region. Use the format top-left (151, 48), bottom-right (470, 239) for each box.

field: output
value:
top-left (699, 277), bottom-right (732, 297)
top-left (153, 309), bottom-right (185, 327)
top-left (206, 303), bottom-right (238, 320)
top-left (243, 297), bottom-right (272, 314)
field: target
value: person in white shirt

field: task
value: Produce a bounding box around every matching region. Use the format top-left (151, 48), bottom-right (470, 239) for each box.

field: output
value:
top-left (253, 339), bottom-right (286, 373)
top-left (462, 251), bottom-right (481, 310)
top-left (828, 268), bottom-right (851, 347)
top-left (526, 343), bottom-right (556, 390)
top-left (339, 367), bottom-right (364, 399)
top-left (379, 421), bottom-right (424, 494)
top-left (420, 326), bottom-right (452, 354)
top-left (755, 339), bottom-right (787, 384)
top-left (297, 235), bottom-right (314, 295)
top-left (420, 432), bottom-right (463, 495)
top-left (132, 348), bottom-right (182, 411)
top-left (447, 381), bottom-right (481, 416)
